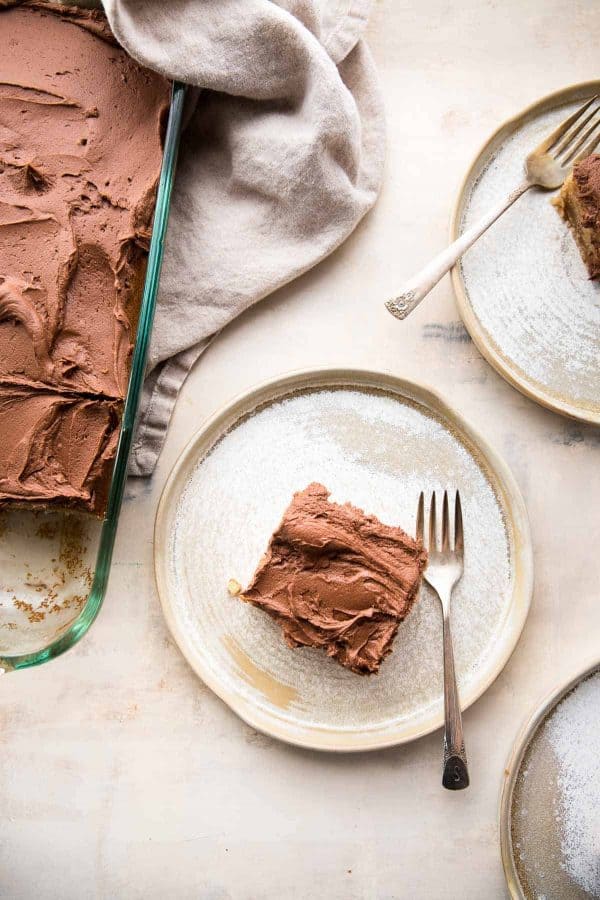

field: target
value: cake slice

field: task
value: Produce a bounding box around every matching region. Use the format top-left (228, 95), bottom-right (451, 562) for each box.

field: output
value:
top-left (237, 483), bottom-right (427, 675)
top-left (553, 153), bottom-right (600, 278)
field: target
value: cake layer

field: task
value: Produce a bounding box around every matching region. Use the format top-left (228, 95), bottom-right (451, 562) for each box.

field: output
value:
top-left (0, 2), bottom-right (170, 398)
top-left (240, 483), bottom-right (427, 675)
top-left (0, 385), bottom-right (121, 515)
top-left (554, 153), bottom-right (600, 279)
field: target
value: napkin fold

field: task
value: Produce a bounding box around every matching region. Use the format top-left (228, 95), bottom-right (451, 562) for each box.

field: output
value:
top-left (101, 0), bottom-right (386, 476)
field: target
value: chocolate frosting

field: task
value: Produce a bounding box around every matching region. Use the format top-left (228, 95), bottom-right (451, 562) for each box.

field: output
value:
top-left (572, 153), bottom-right (600, 231)
top-left (241, 483), bottom-right (427, 675)
top-left (0, 385), bottom-right (120, 515)
top-left (0, 3), bottom-right (170, 513)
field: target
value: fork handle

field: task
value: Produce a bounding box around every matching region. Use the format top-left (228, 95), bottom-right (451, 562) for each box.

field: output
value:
top-left (441, 610), bottom-right (469, 791)
top-left (385, 180), bottom-right (531, 320)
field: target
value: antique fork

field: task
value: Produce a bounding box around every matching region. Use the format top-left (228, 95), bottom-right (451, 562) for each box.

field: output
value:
top-left (418, 490), bottom-right (469, 790)
top-left (387, 94), bottom-right (600, 320)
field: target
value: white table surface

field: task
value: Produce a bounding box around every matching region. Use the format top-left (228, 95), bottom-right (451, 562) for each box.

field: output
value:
top-left (4, 2), bottom-right (600, 898)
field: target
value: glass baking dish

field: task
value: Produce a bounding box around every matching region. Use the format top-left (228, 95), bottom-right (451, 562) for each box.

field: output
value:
top-left (0, 80), bottom-right (186, 673)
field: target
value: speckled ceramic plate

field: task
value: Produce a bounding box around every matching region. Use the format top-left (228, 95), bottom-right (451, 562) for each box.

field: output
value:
top-left (452, 81), bottom-right (600, 424)
top-left (500, 660), bottom-right (600, 899)
top-left (154, 369), bottom-right (533, 751)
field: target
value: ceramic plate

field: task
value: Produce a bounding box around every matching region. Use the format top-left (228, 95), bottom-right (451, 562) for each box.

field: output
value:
top-left (154, 369), bottom-right (532, 751)
top-left (501, 660), bottom-right (600, 899)
top-left (452, 81), bottom-right (600, 424)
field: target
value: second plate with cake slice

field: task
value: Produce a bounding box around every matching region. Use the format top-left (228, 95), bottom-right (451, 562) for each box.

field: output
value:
top-left (452, 81), bottom-right (600, 424)
top-left (154, 369), bottom-right (533, 751)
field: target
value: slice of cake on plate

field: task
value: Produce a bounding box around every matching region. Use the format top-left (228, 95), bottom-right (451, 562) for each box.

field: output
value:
top-left (554, 153), bottom-right (600, 278)
top-left (235, 482), bottom-right (427, 675)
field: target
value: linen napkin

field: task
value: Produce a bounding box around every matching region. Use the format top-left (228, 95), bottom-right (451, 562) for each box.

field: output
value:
top-left (101, 0), bottom-right (386, 476)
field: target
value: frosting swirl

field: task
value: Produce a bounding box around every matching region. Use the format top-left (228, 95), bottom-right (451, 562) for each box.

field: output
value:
top-left (0, 2), bottom-right (170, 513)
top-left (240, 483), bottom-right (427, 675)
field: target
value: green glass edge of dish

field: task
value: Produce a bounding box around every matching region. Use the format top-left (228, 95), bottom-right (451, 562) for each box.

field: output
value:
top-left (1, 82), bottom-right (186, 673)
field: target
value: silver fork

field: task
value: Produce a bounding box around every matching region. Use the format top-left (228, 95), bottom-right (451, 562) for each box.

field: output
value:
top-left (418, 490), bottom-right (469, 790)
top-left (387, 94), bottom-right (600, 320)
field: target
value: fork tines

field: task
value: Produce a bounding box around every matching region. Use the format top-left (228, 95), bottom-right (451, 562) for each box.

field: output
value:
top-left (544, 94), bottom-right (600, 166)
top-left (417, 490), bottom-right (463, 554)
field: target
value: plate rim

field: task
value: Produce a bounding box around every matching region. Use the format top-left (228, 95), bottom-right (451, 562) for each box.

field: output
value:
top-left (450, 79), bottom-right (600, 425)
top-left (154, 366), bottom-right (534, 752)
top-left (499, 656), bottom-right (600, 899)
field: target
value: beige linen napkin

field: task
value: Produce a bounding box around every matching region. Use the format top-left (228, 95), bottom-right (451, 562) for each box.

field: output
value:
top-left (101, 0), bottom-right (386, 476)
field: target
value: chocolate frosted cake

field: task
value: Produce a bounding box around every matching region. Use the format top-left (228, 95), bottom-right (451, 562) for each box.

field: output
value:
top-left (554, 153), bottom-right (600, 278)
top-left (0, 2), bottom-right (170, 514)
top-left (238, 483), bottom-right (427, 675)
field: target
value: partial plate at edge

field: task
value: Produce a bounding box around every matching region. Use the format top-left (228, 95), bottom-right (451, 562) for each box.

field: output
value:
top-left (500, 660), bottom-right (600, 899)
